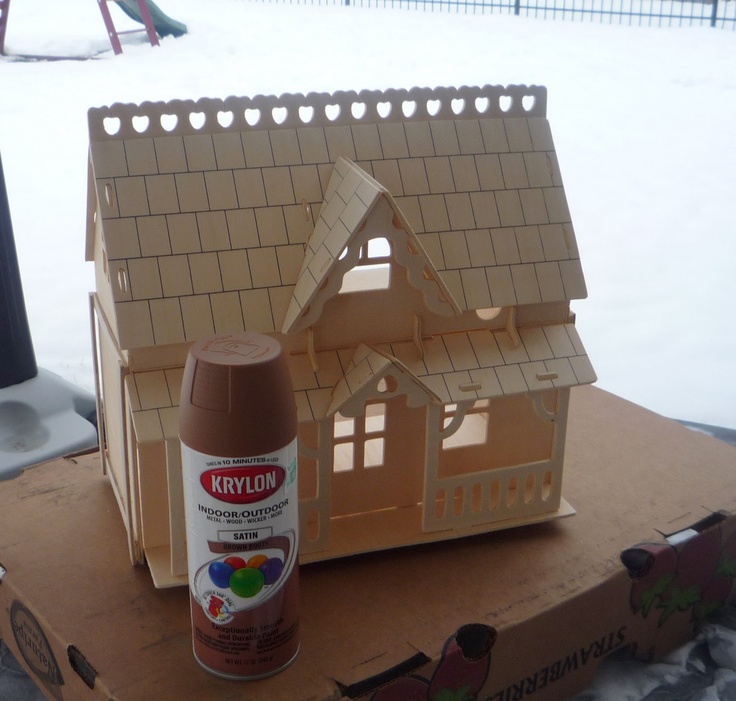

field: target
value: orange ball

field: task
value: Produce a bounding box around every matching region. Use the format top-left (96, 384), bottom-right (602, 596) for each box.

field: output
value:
top-left (247, 554), bottom-right (268, 569)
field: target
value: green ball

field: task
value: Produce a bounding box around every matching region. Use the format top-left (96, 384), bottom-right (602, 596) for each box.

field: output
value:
top-left (229, 566), bottom-right (265, 598)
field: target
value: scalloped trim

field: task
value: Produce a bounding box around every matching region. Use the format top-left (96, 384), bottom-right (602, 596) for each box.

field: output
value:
top-left (88, 84), bottom-right (547, 140)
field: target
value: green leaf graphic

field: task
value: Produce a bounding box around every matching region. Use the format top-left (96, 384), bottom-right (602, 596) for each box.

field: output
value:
top-left (432, 684), bottom-right (473, 701)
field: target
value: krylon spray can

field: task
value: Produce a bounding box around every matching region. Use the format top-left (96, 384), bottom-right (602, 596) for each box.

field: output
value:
top-left (179, 332), bottom-right (300, 679)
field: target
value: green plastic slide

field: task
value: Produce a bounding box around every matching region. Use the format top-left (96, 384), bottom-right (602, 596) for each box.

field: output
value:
top-left (115, 0), bottom-right (187, 38)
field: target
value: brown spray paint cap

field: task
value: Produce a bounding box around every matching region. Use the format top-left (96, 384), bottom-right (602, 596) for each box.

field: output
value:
top-left (179, 332), bottom-right (297, 457)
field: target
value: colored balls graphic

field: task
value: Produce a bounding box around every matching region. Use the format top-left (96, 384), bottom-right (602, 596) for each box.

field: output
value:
top-left (208, 561), bottom-right (235, 589)
top-left (223, 556), bottom-right (247, 571)
top-left (208, 553), bottom-right (286, 596)
top-left (230, 566), bottom-right (265, 598)
top-left (260, 557), bottom-right (284, 585)
top-left (247, 554), bottom-right (268, 569)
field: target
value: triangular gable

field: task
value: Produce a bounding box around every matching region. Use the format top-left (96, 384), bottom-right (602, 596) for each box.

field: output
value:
top-left (327, 344), bottom-right (441, 418)
top-left (281, 157), bottom-right (460, 334)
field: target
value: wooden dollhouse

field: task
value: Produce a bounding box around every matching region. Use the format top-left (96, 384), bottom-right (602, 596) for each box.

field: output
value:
top-left (86, 84), bottom-right (596, 587)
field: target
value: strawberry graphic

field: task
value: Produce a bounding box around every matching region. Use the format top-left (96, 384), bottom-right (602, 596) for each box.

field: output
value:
top-left (370, 625), bottom-right (496, 701)
top-left (716, 525), bottom-right (736, 579)
top-left (621, 542), bottom-right (678, 618)
top-left (694, 526), bottom-right (736, 622)
top-left (656, 524), bottom-right (722, 625)
top-left (428, 624), bottom-right (496, 701)
top-left (622, 516), bottom-right (736, 627)
top-left (696, 575), bottom-right (734, 622)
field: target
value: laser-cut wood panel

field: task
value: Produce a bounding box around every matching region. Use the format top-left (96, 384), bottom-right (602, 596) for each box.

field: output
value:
top-left (87, 84), bottom-right (596, 586)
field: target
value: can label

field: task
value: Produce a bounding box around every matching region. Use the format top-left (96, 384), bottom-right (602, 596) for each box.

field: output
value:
top-left (181, 439), bottom-right (299, 678)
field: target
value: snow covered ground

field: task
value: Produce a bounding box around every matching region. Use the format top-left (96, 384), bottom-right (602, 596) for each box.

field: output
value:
top-left (1, 0), bottom-right (735, 429)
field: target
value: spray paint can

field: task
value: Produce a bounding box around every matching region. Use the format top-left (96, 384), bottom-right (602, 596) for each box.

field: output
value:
top-left (179, 332), bottom-right (299, 679)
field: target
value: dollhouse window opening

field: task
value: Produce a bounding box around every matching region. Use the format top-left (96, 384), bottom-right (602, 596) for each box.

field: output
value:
top-left (338, 238), bottom-right (392, 294)
top-left (476, 307), bottom-right (502, 323)
top-left (441, 399), bottom-right (490, 450)
top-left (332, 401), bottom-right (387, 473)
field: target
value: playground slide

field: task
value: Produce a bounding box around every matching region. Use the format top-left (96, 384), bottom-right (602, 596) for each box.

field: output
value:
top-left (115, 0), bottom-right (187, 38)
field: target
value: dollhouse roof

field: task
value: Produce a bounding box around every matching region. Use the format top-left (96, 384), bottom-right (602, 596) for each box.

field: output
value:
top-left (86, 84), bottom-right (589, 352)
top-left (123, 320), bottom-right (596, 441)
top-left (290, 321), bottom-right (595, 422)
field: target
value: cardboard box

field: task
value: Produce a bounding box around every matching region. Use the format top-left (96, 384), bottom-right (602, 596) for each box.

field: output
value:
top-left (1, 386), bottom-right (736, 701)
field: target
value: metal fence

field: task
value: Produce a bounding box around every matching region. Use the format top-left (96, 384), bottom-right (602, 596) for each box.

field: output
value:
top-left (265, 0), bottom-right (736, 28)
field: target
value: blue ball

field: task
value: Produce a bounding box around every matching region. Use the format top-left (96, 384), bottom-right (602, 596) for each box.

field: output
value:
top-left (208, 560), bottom-right (235, 589)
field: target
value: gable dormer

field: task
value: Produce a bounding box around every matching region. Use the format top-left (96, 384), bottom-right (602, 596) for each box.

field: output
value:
top-left (281, 157), bottom-right (460, 338)
top-left (327, 343), bottom-right (441, 419)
